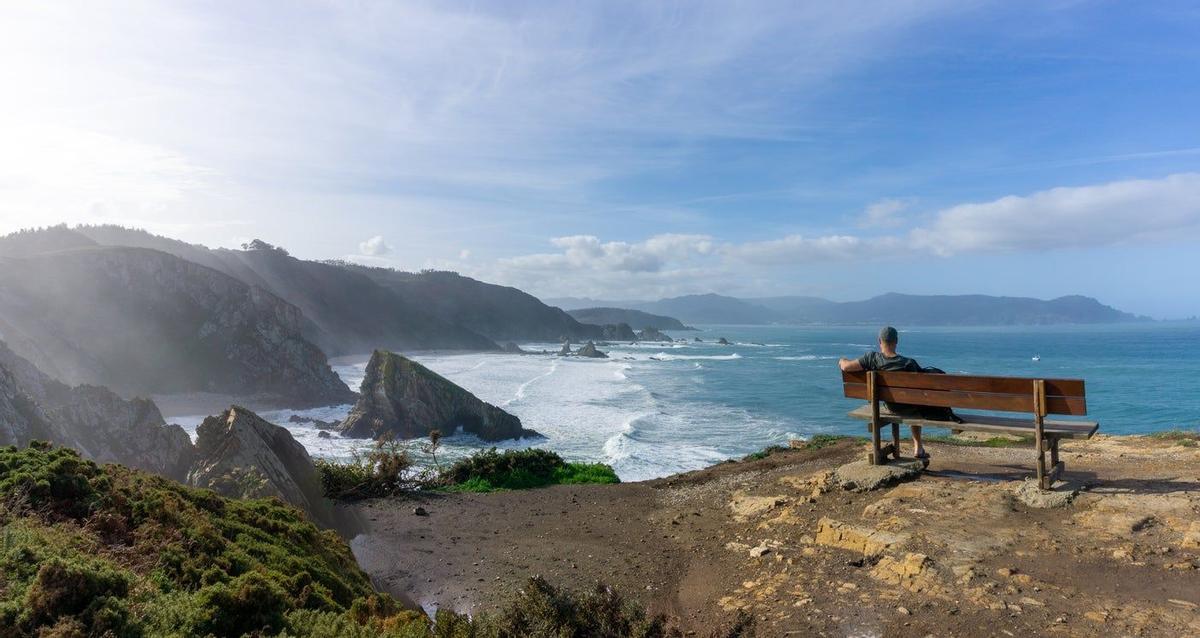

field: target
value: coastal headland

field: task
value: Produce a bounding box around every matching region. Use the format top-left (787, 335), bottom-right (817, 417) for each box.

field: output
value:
top-left (351, 433), bottom-right (1200, 637)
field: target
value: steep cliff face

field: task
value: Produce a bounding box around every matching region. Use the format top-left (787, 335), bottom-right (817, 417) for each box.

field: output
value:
top-left (0, 241), bottom-right (353, 407)
top-left (338, 266), bottom-right (608, 343)
top-left (0, 341), bottom-right (194, 480)
top-left (188, 405), bottom-right (333, 527)
top-left (74, 226), bottom-right (500, 355)
top-left (340, 350), bottom-right (539, 441)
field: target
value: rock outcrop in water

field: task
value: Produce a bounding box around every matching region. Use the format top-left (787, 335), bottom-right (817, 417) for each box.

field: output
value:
top-left (576, 341), bottom-right (608, 358)
top-left (0, 341), bottom-right (194, 480)
top-left (340, 350), bottom-right (539, 441)
top-left (637, 327), bottom-right (671, 342)
top-left (189, 405), bottom-right (334, 527)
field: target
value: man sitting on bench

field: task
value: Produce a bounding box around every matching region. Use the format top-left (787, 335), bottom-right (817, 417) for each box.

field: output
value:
top-left (838, 326), bottom-right (929, 460)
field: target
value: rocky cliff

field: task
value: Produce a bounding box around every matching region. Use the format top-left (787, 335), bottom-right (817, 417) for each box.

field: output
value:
top-left (334, 265), bottom-right (611, 343)
top-left (74, 226), bottom-right (500, 354)
top-left (0, 341), bottom-right (194, 480)
top-left (188, 405), bottom-right (334, 527)
top-left (0, 232), bottom-right (354, 407)
top-left (637, 327), bottom-right (672, 342)
top-left (340, 350), bottom-right (539, 441)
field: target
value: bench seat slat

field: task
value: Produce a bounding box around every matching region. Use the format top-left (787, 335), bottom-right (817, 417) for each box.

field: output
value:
top-left (846, 404), bottom-right (1099, 439)
top-left (842, 370), bottom-right (1085, 397)
top-left (843, 383), bottom-right (1086, 415)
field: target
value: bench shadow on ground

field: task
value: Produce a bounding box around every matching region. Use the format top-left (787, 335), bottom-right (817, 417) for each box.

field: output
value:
top-left (923, 464), bottom-right (1200, 495)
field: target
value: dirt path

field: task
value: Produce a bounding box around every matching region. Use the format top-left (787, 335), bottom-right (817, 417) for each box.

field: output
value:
top-left (351, 436), bottom-right (1200, 636)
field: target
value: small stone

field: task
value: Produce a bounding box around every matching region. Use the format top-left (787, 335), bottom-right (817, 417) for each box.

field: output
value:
top-left (996, 567), bottom-right (1015, 577)
top-left (897, 606), bottom-right (911, 615)
top-left (750, 545), bottom-right (771, 558)
top-left (413, 506), bottom-right (428, 516)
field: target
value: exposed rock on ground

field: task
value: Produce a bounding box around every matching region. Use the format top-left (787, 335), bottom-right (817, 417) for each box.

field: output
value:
top-left (833, 458), bottom-right (924, 492)
top-left (1013, 477), bottom-right (1079, 508)
top-left (189, 405), bottom-right (334, 527)
top-left (557, 341), bottom-right (572, 356)
top-left (340, 350), bottom-right (539, 441)
top-left (355, 434), bottom-right (1200, 637)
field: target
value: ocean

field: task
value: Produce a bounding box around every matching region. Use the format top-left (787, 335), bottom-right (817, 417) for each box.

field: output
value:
top-left (174, 322), bottom-right (1200, 482)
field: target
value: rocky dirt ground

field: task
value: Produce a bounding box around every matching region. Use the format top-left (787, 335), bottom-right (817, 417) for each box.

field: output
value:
top-left (349, 434), bottom-right (1200, 637)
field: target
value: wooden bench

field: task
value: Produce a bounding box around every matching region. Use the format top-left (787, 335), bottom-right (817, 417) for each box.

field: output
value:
top-left (841, 370), bottom-right (1099, 489)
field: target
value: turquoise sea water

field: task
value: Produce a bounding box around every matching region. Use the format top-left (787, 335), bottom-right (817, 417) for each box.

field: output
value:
top-left (175, 322), bottom-right (1200, 482)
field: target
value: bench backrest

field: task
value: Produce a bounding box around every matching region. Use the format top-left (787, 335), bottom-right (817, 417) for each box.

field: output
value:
top-left (841, 370), bottom-right (1087, 416)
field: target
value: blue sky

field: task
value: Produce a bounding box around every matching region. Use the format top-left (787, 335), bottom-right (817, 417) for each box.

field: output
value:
top-left (1, 1), bottom-right (1199, 317)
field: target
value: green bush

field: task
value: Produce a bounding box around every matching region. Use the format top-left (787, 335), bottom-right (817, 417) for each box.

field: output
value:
top-left (315, 438), bottom-right (428, 500)
top-left (476, 576), bottom-right (673, 638)
top-left (438, 448), bottom-right (619, 492)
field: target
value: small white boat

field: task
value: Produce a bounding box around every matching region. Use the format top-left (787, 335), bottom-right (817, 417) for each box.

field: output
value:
top-left (1032, 354), bottom-right (1041, 361)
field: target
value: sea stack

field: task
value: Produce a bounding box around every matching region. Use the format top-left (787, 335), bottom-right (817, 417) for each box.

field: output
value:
top-left (339, 350), bottom-right (539, 441)
top-left (637, 327), bottom-right (671, 342)
top-left (576, 341), bottom-right (608, 358)
top-left (188, 405), bottom-right (333, 527)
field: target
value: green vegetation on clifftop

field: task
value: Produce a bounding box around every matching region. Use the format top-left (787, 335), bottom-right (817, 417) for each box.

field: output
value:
top-left (315, 446), bottom-right (619, 499)
top-left (440, 448), bottom-right (619, 493)
top-left (0, 443), bottom-right (675, 637)
top-left (0, 442), bottom-right (421, 637)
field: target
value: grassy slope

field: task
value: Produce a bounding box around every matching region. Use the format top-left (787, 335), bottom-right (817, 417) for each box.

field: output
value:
top-left (1, 443), bottom-right (669, 638)
top-left (0, 443), bottom-right (420, 637)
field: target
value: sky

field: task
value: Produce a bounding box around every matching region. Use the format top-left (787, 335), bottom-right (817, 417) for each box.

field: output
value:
top-left (1, 1), bottom-right (1198, 318)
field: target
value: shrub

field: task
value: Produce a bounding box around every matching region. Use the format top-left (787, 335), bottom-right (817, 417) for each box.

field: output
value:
top-left (439, 449), bottom-right (619, 492)
top-left (315, 438), bottom-right (426, 500)
top-left (476, 576), bottom-right (674, 638)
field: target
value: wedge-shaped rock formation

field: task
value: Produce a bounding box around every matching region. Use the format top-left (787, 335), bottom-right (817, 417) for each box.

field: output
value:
top-left (576, 341), bottom-right (608, 358)
top-left (340, 350), bottom-right (539, 441)
top-left (189, 405), bottom-right (333, 527)
top-left (0, 341), bottom-right (194, 480)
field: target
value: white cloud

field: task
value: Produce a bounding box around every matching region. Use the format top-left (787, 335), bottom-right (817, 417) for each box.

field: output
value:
top-left (910, 172), bottom-right (1200, 255)
top-left (723, 234), bottom-right (888, 265)
top-left (478, 173), bottom-right (1200, 298)
top-left (503, 234), bottom-right (716, 274)
top-left (858, 198), bottom-right (910, 228)
top-left (358, 235), bottom-right (392, 256)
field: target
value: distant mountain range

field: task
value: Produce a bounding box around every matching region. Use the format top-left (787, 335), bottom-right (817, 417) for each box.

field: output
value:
top-left (547, 292), bottom-right (1146, 326)
top-left (566, 307), bottom-right (695, 331)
